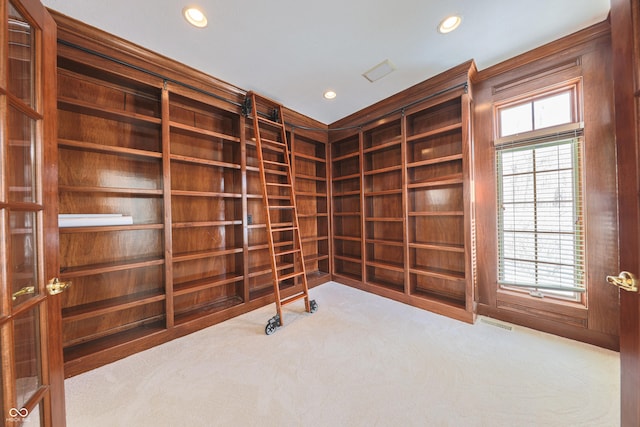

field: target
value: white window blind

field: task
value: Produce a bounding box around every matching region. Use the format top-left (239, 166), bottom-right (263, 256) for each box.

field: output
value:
top-left (496, 135), bottom-right (585, 298)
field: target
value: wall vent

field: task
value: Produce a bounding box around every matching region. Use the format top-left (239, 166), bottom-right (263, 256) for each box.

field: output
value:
top-left (480, 317), bottom-right (513, 331)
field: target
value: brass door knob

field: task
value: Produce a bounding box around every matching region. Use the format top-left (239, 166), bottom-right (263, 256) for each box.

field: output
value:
top-left (606, 271), bottom-right (638, 293)
top-left (47, 278), bottom-right (71, 296)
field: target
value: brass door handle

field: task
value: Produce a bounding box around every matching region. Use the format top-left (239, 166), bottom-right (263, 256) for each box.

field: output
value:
top-left (12, 285), bottom-right (35, 301)
top-left (606, 271), bottom-right (638, 293)
top-left (47, 278), bottom-right (71, 296)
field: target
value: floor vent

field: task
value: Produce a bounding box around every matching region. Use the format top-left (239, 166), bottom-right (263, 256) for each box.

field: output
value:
top-left (480, 317), bottom-right (513, 331)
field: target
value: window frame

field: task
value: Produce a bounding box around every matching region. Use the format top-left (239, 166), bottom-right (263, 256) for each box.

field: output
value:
top-left (493, 80), bottom-right (586, 304)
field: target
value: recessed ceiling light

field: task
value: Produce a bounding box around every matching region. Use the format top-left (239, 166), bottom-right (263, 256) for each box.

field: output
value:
top-left (183, 6), bottom-right (208, 28)
top-left (323, 90), bottom-right (337, 100)
top-left (438, 15), bottom-right (461, 34)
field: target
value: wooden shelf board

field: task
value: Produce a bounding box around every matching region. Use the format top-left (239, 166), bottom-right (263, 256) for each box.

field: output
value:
top-left (301, 236), bottom-right (329, 243)
top-left (333, 235), bottom-right (361, 242)
top-left (333, 190), bottom-right (361, 197)
top-left (364, 189), bottom-right (402, 196)
top-left (295, 173), bottom-right (326, 182)
top-left (58, 138), bottom-right (162, 159)
top-left (295, 152), bottom-right (326, 163)
top-left (170, 120), bottom-right (240, 142)
top-left (411, 288), bottom-right (466, 310)
top-left (408, 173), bottom-right (463, 188)
top-left (171, 190), bottom-right (242, 198)
top-left (304, 254), bottom-right (330, 263)
top-left (59, 223), bottom-right (163, 233)
top-left (58, 97), bottom-right (161, 126)
top-left (409, 242), bottom-right (465, 252)
top-left (333, 211), bottom-right (361, 217)
top-left (409, 267), bottom-right (465, 281)
top-left (59, 185), bottom-right (163, 196)
top-left (249, 286), bottom-right (273, 301)
top-left (366, 260), bottom-right (405, 273)
top-left (63, 320), bottom-right (166, 362)
top-left (296, 191), bottom-right (327, 197)
top-left (248, 263), bottom-right (286, 278)
top-left (334, 254), bottom-right (362, 263)
top-left (332, 151), bottom-right (359, 162)
top-left (365, 238), bottom-right (404, 247)
top-left (170, 154), bottom-right (241, 170)
top-left (173, 296), bottom-right (244, 326)
top-left (62, 291), bottom-right (166, 322)
top-left (173, 273), bottom-right (244, 296)
top-left (249, 241), bottom-right (292, 251)
top-left (173, 247), bottom-right (243, 262)
top-left (407, 153), bottom-right (463, 169)
top-left (364, 164), bottom-right (402, 175)
top-left (408, 211), bottom-right (464, 217)
top-left (172, 220), bottom-right (242, 228)
top-left (297, 213), bottom-right (329, 218)
top-left (363, 137), bottom-right (402, 153)
top-left (60, 257), bottom-right (165, 279)
top-left (367, 278), bottom-right (404, 293)
top-left (333, 271), bottom-right (363, 282)
top-left (406, 122), bottom-right (462, 142)
top-left (332, 172), bottom-right (360, 182)
top-left (364, 217), bottom-right (403, 222)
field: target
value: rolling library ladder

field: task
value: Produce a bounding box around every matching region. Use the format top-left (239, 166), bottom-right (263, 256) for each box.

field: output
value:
top-left (243, 92), bottom-right (318, 334)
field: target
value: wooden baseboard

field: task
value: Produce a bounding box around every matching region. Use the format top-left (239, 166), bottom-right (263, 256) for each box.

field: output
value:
top-left (477, 303), bottom-right (619, 351)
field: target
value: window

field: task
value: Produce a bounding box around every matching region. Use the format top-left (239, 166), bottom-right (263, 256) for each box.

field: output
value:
top-left (495, 84), bottom-right (584, 301)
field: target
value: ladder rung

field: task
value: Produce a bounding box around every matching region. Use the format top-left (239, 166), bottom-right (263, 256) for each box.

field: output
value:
top-left (260, 138), bottom-right (286, 148)
top-left (275, 249), bottom-right (301, 257)
top-left (263, 160), bottom-right (289, 168)
top-left (266, 182), bottom-right (292, 187)
top-left (258, 115), bottom-right (282, 127)
top-left (272, 227), bottom-right (297, 232)
top-left (279, 271), bottom-right (305, 282)
top-left (264, 169), bottom-right (288, 176)
top-left (274, 262), bottom-right (295, 271)
top-left (269, 205), bottom-right (294, 210)
top-left (280, 291), bottom-right (308, 306)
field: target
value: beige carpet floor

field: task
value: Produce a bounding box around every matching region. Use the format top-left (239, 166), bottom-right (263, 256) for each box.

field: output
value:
top-left (65, 281), bottom-right (620, 427)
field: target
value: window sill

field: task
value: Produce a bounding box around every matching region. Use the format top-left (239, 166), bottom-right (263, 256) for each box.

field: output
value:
top-left (496, 287), bottom-right (588, 325)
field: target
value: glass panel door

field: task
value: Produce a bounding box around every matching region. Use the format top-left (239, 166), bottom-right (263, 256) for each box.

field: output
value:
top-left (2, 0), bottom-right (63, 425)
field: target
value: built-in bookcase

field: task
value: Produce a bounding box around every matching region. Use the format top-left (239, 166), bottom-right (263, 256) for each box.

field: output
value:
top-left (55, 51), bottom-right (331, 376)
top-left (362, 117), bottom-right (405, 292)
top-left (57, 64), bottom-right (167, 364)
top-left (331, 133), bottom-right (363, 281)
top-left (290, 131), bottom-right (330, 283)
top-left (329, 81), bottom-right (475, 323)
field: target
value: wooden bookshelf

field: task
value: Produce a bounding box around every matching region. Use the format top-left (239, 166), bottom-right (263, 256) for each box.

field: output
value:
top-left (329, 65), bottom-right (476, 323)
top-left (331, 133), bottom-right (363, 282)
top-left (55, 42), bottom-right (331, 376)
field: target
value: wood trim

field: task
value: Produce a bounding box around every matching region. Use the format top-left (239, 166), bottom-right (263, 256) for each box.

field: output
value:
top-left (476, 20), bottom-right (610, 82)
top-left (330, 60), bottom-right (476, 129)
top-left (472, 19), bottom-right (619, 350)
top-left (477, 302), bottom-right (618, 350)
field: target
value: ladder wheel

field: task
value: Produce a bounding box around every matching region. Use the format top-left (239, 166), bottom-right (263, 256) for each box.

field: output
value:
top-left (309, 299), bottom-right (318, 313)
top-left (265, 314), bottom-right (280, 335)
top-left (265, 321), bottom-right (277, 335)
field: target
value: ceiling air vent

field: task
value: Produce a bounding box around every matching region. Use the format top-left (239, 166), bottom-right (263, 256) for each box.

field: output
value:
top-left (362, 59), bottom-right (396, 82)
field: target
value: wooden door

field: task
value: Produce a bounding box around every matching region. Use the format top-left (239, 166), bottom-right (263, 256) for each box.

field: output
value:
top-left (0, 0), bottom-right (65, 426)
top-left (611, 0), bottom-right (640, 425)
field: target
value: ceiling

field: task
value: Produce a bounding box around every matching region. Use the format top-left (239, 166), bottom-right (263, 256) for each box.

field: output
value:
top-left (41, 0), bottom-right (611, 125)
